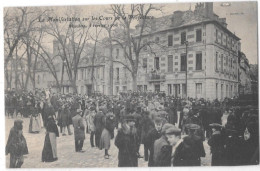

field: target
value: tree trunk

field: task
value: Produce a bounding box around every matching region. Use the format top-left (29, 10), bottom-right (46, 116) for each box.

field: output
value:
top-left (109, 39), bottom-right (113, 96)
top-left (132, 72), bottom-right (137, 91)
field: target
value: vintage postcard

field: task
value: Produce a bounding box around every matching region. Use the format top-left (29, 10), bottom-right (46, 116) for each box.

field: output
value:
top-left (3, 1), bottom-right (259, 168)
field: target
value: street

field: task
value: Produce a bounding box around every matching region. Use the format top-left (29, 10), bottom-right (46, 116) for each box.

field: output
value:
top-left (5, 116), bottom-right (211, 168)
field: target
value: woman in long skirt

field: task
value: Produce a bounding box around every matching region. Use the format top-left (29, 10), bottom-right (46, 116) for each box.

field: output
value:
top-left (29, 104), bottom-right (41, 133)
top-left (42, 116), bottom-right (59, 162)
top-left (99, 112), bottom-right (115, 159)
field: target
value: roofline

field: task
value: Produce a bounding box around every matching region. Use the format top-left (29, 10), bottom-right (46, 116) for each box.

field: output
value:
top-left (135, 20), bottom-right (240, 41)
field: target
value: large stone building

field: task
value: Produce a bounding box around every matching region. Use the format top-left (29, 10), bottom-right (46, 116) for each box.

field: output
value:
top-left (106, 2), bottom-right (241, 100)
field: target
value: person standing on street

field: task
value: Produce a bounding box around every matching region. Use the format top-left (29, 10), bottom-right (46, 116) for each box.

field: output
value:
top-left (99, 111), bottom-right (115, 159)
top-left (72, 109), bottom-right (85, 152)
top-left (115, 115), bottom-right (139, 167)
top-left (86, 107), bottom-right (96, 147)
top-left (6, 119), bottom-right (28, 168)
top-left (153, 123), bottom-right (181, 166)
top-left (208, 123), bottom-right (225, 166)
top-left (173, 124), bottom-right (205, 166)
top-left (42, 116), bottom-right (59, 162)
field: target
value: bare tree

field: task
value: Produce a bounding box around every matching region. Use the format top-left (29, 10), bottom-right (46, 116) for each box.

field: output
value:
top-left (110, 4), bottom-right (161, 91)
top-left (4, 7), bottom-right (48, 90)
top-left (44, 7), bottom-right (90, 93)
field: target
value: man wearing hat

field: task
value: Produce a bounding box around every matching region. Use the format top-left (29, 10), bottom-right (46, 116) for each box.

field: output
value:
top-left (6, 119), bottom-right (28, 168)
top-left (208, 123), bottom-right (225, 166)
top-left (72, 109), bottom-right (85, 152)
top-left (185, 108), bottom-right (205, 141)
top-left (115, 115), bottom-right (138, 167)
top-left (153, 123), bottom-right (181, 166)
top-left (173, 123), bottom-right (205, 166)
top-left (144, 116), bottom-right (163, 166)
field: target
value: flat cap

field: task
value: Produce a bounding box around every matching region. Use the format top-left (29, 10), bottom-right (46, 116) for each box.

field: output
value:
top-left (162, 123), bottom-right (174, 134)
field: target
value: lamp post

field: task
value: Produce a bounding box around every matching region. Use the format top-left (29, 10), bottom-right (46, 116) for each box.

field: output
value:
top-left (184, 40), bottom-right (189, 98)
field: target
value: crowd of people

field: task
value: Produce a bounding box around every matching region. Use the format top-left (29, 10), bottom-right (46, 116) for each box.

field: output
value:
top-left (5, 88), bottom-right (259, 168)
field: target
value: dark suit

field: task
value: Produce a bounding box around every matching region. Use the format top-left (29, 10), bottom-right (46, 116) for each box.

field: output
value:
top-left (173, 134), bottom-right (205, 166)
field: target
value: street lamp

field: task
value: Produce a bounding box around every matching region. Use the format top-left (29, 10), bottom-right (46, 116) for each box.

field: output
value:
top-left (184, 40), bottom-right (189, 98)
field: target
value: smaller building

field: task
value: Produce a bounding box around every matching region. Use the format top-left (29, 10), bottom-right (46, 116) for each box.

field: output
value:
top-left (238, 52), bottom-right (252, 95)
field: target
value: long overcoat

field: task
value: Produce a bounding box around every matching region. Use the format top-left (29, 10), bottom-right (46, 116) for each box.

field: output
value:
top-left (115, 128), bottom-right (138, 167)
top-left (72, 114), bottom-right (85, 141)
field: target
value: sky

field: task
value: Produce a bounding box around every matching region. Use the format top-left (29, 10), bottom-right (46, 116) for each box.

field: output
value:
top-left (75, 2), bottom-right (259, 64)
top-left (4, 1), bottom-right (258, 64)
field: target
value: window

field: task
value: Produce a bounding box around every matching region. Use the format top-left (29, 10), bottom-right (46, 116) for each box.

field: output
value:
top-left (181, 54), bottom-right (187, 71)
top-left (116, 68), bottom-right (119, 82)
top-left (123, 86), bottom-right (127, 91)
top-left (216, 29), bottom-right (218, 42)
top-left (181, 32), bottom-right (186, 44)
top-left (226, 36), bottom-right (228, 46)
top-left (137, 85), bottom-right (143, 92)
top-left (196, 83), bottom-right (202, 96)
top-left (168, 35), bottom-right (173, 47)
top-left (196, 53), bottom-right (202, 70)
top-left (116, 86), bottom-right (119, 94)
top-left (144, 85), bottom-right (147, 92)
top-left (182, 84), bottom-right (186, 97)
top-left (226, 85), bottom-right (228, 98)
top-left (155, 84), bottom-right (160, 93)
top-left (221, 54), bottom-right (223, 72)
top-left (37, 75), bottom-right (40, 84)
top-left (154, 57), bottom-right (160, 70)
top-left (143, 58), bottom-right (147, 68)
top-left (221, 33), bottom-right (223, 44)
top-left (155, 37), bottom-right (160, 43)
top-left (116, 49), bottom-right (119, 59)
top-left (221, 84), bottom-right (223, 99)
top-left (230, 85), bottom-right (233, 97)
top-left (215, 52), bottom-right (218, 71)
top-left (143, 39), bottom-right (147, 50)
top-left (168, 55), bottom-right (173, 72)
top-left (216, 83), bottom-right (218, 99)
top-left (196, 29), bottom-right (202, 42)
top-left (173, 84), bottom-right (180, 97)
top-left (81, 69), bottom-right (84, 79)
top-left (168, 84), bottom-right (172, 95)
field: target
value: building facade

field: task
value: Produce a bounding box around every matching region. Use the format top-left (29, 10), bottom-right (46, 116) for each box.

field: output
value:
top-left (106, 2), bottom-right (241, 100)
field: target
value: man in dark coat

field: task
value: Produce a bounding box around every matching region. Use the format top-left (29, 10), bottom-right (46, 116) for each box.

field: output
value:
top-left (153, 123), bottom-right (181, 166)
top-left (173, 124), bottom-right (205, 166)
top-left (141, 111), bottom-right (155, 161)
top-left (115, 115), bottom-right (139, 167)
top-left (6, 119), bottom-right (28, 168)
top-left (144, 117), bottom-right (163, 166)
top-left (185, 108), bottom-right (205, 141)
top-left (72, 109), bottom-right (85, 152)
top-left (42, 99), bottom-right (56, 127)
top-left (94, 110), bottom-right (105, 148)
top-left (208, 123), bottom-right (225, 166)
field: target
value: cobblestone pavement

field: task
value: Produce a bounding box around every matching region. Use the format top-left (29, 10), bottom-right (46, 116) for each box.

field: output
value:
top-left (5, 116), bottom-right (211, 168)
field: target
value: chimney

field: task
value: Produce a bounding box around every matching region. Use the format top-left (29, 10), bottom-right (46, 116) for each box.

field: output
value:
top-left (205, 2), bottom-right (214, 19)
top-left (172, 11), bottom-right (183, 26)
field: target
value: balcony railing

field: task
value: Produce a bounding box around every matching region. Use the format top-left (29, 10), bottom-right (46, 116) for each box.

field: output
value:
top-left (147, 73), bottom-right (166, 82)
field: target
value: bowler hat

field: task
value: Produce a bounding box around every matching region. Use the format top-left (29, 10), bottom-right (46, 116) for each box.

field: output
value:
top-left (185, 123), bottom-right (200, 130)
top-left (124, 115), bottom-right (136, 122)
top-left (209, 123), bottom-right (223, 129)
